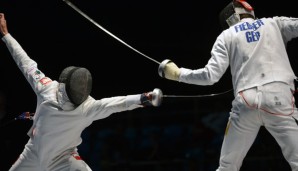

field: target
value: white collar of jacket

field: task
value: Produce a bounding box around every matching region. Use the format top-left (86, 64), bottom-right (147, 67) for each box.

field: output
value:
top-left (57, 83), bottom-right (75, 111)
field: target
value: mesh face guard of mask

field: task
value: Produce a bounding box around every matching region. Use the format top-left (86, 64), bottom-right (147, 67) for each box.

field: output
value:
top-left (219, 0), bottom-right (254, 30)
top-left (59, 66), bottom-right (92, 106)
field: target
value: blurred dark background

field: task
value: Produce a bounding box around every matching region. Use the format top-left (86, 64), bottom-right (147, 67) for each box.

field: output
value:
top-left (0, 0), bottom-right (297, 170)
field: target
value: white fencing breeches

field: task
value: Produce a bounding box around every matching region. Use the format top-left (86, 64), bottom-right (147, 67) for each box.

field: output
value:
top-left (9, 150), bottom-right (92, 171)
top-left (216, 82), bottom-right (298, 171)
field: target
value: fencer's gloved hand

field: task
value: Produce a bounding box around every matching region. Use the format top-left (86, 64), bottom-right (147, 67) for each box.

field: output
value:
top-left (158, 59), bottom-right (181, 81)
top-left (140, 88), bottom-right (163, 107)
top-left (0, 13), bottom-right (9, 36)
top-left (140, 92), bottom-right (153, 107)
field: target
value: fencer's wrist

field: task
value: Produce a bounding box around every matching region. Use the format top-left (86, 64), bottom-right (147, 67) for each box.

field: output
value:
top-left (1, 31), bottom-right (8, 36)
top-left (1, 33), bottom-right (11, 42)
top-left (172, 69), bottom-right (181, 81)
top-left (140, 92), bottom-right (153, 107)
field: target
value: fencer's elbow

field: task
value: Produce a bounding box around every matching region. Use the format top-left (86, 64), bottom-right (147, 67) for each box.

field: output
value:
top-left (206, 80), bottom-right (217, 85)
top-left (206, 77), bottom-right (220, 85)
top-left (200, 68), bottom-right (220, 85)
top-left (191, 79), bottom-right (217, 86)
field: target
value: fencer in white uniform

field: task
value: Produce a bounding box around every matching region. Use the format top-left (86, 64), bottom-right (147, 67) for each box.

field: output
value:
top-left (159, 0), bottom-right (298, 170)
top-left (0, 13), bottom-right (162, 171)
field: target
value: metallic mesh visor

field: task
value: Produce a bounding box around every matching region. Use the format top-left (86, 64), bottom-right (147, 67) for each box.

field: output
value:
top-left (59, 66), bottom-right (92, 105)
top-left (226, 13), bottom-right (240, 27)
top-left (219, 2), bottom-right (236, 30)
top-left (219, 0), bottom-right (254, 30)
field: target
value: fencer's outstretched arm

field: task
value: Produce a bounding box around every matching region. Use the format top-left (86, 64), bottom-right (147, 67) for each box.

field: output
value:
top-left (0, 13), bottom-right (53, 95)
top-left (159, 35), bottom-right (230, 86)
top-left (159, 55), bottom-right (229, 86)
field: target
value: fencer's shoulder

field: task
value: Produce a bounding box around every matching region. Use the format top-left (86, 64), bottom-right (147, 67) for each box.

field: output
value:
top-left (79, 96), bottom-right (99, 116)
top-left (81, 96), bottom-right (96, 106)
top-left (85, 96), bottom-right (95, 102)
top-left (271, 16), bottom-right (297, 21)
top-left (216, 29), bottom-right (231, 42)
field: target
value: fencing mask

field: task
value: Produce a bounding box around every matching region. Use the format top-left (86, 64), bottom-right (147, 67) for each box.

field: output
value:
top-left (59, 66), bottom-right (92, 106)
top-left (219, 0), bottom-right (254, 30)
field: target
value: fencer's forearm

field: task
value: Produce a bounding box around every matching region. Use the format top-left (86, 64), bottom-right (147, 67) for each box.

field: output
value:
top-left (126, 94), bottom-right (142, 107)
top-left (179, 48), bottom-right (229, 85)
top-left (88, 95), bottom-right (142, 120)
top-left (2, 34), bottom-right (48, 92)
top-left (179, 67), bottom-right (219, 85)
top-left (2, 34), bottom-right (37, 71)
top-left (98, 95), bottom-right (143, 109)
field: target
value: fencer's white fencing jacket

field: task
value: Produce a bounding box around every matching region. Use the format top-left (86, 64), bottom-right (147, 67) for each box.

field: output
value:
top-left (2, 34), bottom-right (144, 169)
top-left (179, 17), bottom-right (298, 95)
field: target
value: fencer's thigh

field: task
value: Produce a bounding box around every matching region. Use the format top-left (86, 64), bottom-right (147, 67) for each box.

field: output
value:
top-left (69, 154), bottom-right (92, 171)
top-left (260, 83), bottom-right (298, 170)
top-left (9, 140), bottom-right (40, 171)
top-left (217, 91), bottom-right (262, 171)
top-left (9, 153), bottom-right (39, 171)
top-left (263, 111), bottom-right (298, 171)
top-left (49, 153), bottom-right (92, 171)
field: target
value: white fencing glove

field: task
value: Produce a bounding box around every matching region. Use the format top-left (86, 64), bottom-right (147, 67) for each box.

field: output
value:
top-left (158, 59), bottom-right (181, 81)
